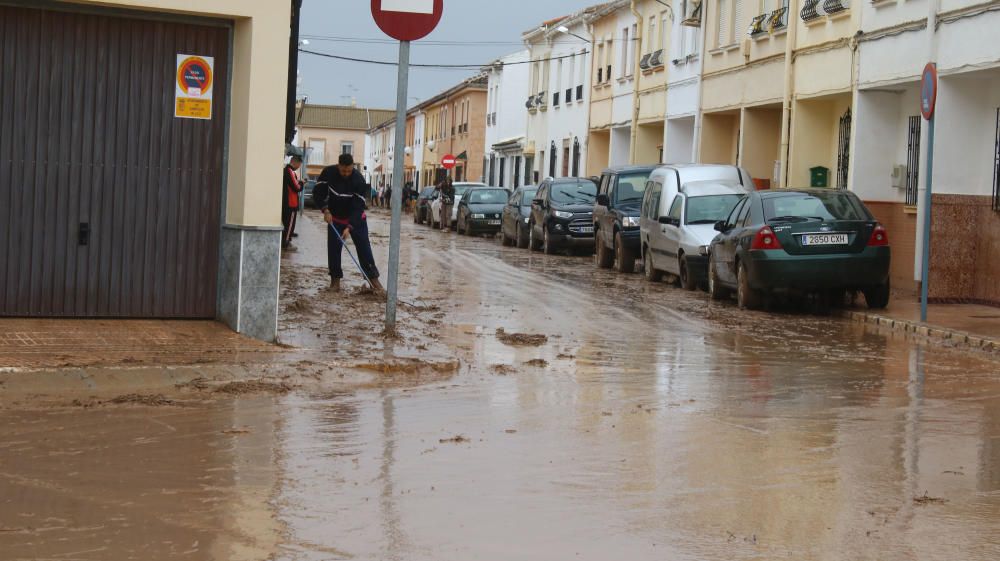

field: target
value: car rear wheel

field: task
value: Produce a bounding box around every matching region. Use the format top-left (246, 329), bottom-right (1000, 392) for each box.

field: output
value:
top-left (543, 227), bottom-right (556, 255)
top-left (864, 280), bottom-right (891, 310)
top-left (708, 258), bottom-right (729, 301)
top-left (737, 262), bottom-right (763, 310)
top-left (595, 233), bottom-right (613, 269)
top-left (644, 248), bottom-right (663, 282)
top-left (679, 256), bottom-right (697, 291)
top-left (516, 224), bottom-right (529, 249)
top-left (529, 223), bottom-right (542, 251)
top-left (614, 232), bottom-right (636, 274)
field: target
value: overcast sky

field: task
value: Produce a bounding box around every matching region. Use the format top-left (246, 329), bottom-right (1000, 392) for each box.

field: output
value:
top-left (298, 0), bottom-right (595, 110)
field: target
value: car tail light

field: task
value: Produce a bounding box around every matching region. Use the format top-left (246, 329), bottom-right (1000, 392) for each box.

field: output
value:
top-left (868, 224), bottom-right (889, 247)
top-left (750, 226), bottom-right (783, 250)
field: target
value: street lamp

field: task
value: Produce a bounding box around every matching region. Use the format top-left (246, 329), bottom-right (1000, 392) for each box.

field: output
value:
top-left (555, 25), bottom-right (589, 42)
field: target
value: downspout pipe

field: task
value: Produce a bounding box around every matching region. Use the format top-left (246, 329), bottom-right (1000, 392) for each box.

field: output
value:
top-left (285, 0), bottom-right (303, 148)
top-left (778, 0), bottom-right (798, 188)
top-left (629, 0), bottom-right (642, 164)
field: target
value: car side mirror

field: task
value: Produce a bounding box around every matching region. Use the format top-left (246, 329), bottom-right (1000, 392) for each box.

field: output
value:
top-left (532, 198), bottom-right (543, 206)
top-left (714, 220), bottom-right (728, 232)
top-left (596, 194), bottom-right (610, 207)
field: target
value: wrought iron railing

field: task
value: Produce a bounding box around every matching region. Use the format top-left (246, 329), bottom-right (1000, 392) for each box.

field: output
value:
top-left (800, 0), bottom-right (820, 21)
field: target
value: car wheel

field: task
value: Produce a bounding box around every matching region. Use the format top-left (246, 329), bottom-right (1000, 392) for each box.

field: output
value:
top-left (644, 248), bottom-right (663, 282)
top-left (543, 226), bottom-right (556, 255)
top-left (517, 224), bottom-right (530, 249)
top-left (614, 232), bottom-right (636, 274)
top-left (680, 256), bottom-right (698, 291)
top-left (529, 223), bottom-right (542, 251)
top-left (864, 280), bottom-right (891, 310)
top-left (737, 262), bottom-right (762, 310)
top-left (708, 258), bottom-right (729, 301)
top-left (595, 233), bottom-right (613, 269)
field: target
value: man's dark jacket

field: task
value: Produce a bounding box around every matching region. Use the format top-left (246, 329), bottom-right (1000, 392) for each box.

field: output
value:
top-left (315, 167), bottom-right (368, 221)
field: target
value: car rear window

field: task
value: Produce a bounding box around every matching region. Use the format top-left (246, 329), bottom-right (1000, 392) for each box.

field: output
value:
top-left (686, 194), bottom-right (744, 225)
top-left (765, 192), bottom-right (871, 222)
top-left (615, 172), bottom-right (652, 203)
top-left (551, 181), bottom-right (597, 204)
top-left (469, 190), bottom-right (508, 204)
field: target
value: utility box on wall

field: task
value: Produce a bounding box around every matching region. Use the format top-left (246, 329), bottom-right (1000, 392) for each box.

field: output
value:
top-left (810, 166), bottom-right (829, 188)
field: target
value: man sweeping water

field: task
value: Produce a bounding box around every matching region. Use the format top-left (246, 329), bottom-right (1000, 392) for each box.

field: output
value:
top-left (315, 153), bottom-right (385, 294)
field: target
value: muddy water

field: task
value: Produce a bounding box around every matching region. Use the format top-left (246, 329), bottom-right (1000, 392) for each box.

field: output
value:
top-left (4, 212), bottom-right (1000, 560)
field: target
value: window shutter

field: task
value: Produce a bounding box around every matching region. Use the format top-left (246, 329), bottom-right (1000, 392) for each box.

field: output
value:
top-left (734, 0), bottom-right (746, 39)
top-left (718, 0), bottom-right (730, 47)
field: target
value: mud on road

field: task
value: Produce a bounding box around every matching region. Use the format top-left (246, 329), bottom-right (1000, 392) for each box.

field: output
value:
top-left (3, 210), bottom-right (1000, 561)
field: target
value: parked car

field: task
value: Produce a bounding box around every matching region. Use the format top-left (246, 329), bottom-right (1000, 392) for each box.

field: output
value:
top-left (637, 164), bottom-right (754, 285)
top-left (413, 187), bottom-right (438, 224)
top-left (430, 182), bottom-right (487, 230)
top-left (706, 189), bottom-right (891, 310)
top-left (594, 165), bottom-right (659, 273)
top-left (528, 178), bottom-right (598, 254)
top-left (641, 179), bottom-right (750, 289)
top-left (456, 187), bottom-right (510, 236)
top-left (500, 185), bottom-right (538, 248)
top-left (302, 180), bottom-right (317, 209)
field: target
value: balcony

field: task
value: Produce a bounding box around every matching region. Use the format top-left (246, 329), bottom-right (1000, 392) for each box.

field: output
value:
top-left (823, 0), bottom-right (849, 15)
top-left (800, 0), bottom-right (820, 22)
top-left (768, 7), bottom-right (788, 31)
top-left (649, 49), bottom-right (665, 68)
top-left (681, 1), bottom-right (702, 27)
top-left (749, 13), bottom-right (768, 36)
top-left (639, 53), bottom-right (652, 71)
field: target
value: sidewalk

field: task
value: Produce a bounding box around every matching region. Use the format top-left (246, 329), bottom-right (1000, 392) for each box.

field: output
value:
top-left (843, 298), bottom-right (1000, 353)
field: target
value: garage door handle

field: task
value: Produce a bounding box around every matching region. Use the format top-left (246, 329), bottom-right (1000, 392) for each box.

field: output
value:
top-left (78, 223), bottom-right (90, 246)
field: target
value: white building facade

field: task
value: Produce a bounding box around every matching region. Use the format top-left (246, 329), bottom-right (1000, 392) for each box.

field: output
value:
top-left (524, 6), bottom-right (597, 183)
top-left (663, 0), bottom-right (704, 164)
top-left (484, 50), bottom-right (531, 188)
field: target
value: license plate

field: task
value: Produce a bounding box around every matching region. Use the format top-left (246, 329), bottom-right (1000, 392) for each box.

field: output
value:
top-left (488, 220), bottom-right (500, 225)
top-left (573, 226), bottom-right (594, 234)
top-left (802, 233), bottom-right (849, 246)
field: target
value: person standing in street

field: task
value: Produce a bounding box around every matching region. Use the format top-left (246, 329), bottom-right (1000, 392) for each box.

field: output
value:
top-left (438, 176), bottom-right (454, 231)
top-left (315, 153), bottom-right (384, 293)
top-left (282, 155), bottom-right (304, 251)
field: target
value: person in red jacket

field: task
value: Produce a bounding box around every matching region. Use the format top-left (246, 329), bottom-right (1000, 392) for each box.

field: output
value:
top-left (282, 155), bottom-right (304, 251)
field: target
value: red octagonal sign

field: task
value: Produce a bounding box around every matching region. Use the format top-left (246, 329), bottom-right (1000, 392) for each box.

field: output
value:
top-left (371, 0), bottom-right (444, 42)
top-left (441, 154), bottom-right (457, 169)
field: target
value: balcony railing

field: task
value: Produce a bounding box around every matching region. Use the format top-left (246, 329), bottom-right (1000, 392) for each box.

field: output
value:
top-left (749, 13), bottom-right (768, 36)
top-left (823, 0), bottom-right (849, 15)
top-left (800, 0), bottom-right (820, 21)
top-left (768, 7), bottom-right (788, 30)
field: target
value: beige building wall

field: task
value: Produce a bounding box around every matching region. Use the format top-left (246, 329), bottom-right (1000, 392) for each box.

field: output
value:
top-left (74, 0), bottom-right (289, 228)
top-left (631, 0), bottom-right (669, 163)
top-left (299, 127), bottom-right (367, 178)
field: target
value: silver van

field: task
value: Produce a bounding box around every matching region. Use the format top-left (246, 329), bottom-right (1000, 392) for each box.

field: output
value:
top-left (639, 165), bottom-right (753, 288)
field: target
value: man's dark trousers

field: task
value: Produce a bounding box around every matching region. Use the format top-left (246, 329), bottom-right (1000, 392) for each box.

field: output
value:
top-left (328, 217), bottom-right (380, 280)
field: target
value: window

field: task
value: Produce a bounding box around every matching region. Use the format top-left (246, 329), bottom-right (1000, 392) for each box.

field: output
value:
top-left (568, 53), bottom-right (575, 95)
top-left (905, 116), bottom-right (921, 207)
top-left (341, 142), bottom-right (353, 156)
top-left (499, 157), bottom-right (506, 187)
top-left (668, 196), bottom-right (684, 221)
top-left (620, 27), bottom-right (630, 78)
top-left (629, 24), bottom-right (637, 75)
top-left (308, 139), bottom-right (326, 165)
top-left (597, 42), bottom-right (605, 83)
top-left (725, 197), bottom-right (748, 228)
top-left (556, 59), bottom-right (563, 98)
top-left (718, 0), bottom-right (734, 48)
top-left (837, 108), bottom-right (852, 190)
top-left (661, 12), bottom-right (670, 53)
top-left (648, 17), bottom-right (657, 54)
top-left (995, 108), bottom-right (1000, 211)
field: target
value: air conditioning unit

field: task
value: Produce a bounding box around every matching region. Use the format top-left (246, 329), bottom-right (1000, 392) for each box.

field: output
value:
top-left (891, 165), bottom-right (906, 189)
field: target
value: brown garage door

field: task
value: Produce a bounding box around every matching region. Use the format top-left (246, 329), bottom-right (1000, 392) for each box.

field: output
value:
top-left (0, 5), bottom-right (229, 318)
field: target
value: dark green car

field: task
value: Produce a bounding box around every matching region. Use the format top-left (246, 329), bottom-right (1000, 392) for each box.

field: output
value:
top-left (707, 189), bottom-right (891, 310)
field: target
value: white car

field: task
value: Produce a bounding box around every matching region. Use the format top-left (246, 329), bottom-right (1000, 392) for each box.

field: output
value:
top-left (639, 166), bottom-right (752, 289)
top-left (430, 182), bottom-right (487, 229)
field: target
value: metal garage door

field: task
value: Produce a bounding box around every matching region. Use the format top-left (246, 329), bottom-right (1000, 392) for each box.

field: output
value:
top-left (0, 5), bottom-right (229, 318)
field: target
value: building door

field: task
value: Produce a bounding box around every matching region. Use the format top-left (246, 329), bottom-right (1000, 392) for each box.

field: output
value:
top-left (0, 5), bottom-right (229, 318)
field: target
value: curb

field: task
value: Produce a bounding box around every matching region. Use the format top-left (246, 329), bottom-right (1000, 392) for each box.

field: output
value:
top-left (842, 310), bottom-right (999, 355)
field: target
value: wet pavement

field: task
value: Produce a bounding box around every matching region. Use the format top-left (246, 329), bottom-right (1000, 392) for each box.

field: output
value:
top-left (3, 210), bottom-right (1000, 560)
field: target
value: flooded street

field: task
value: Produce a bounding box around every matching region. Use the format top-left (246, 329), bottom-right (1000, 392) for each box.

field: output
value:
top-left (3, 211), bottom-right (1000, 560)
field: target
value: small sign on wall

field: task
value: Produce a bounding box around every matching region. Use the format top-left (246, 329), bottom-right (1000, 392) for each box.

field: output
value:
top-left (175, 54), bottom-right (214, 120)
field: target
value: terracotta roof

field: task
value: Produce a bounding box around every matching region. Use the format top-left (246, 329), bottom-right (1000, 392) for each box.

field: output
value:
top-left (297, 104), bottom-right (396, 130)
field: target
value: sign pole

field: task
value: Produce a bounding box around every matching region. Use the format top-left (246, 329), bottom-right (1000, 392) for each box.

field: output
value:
top-left (920, 115), bottom-right (934, 323)
top-left (918, 62), bottom-right (937, 324)
top-left (386, 39), bottom-right (410, 332)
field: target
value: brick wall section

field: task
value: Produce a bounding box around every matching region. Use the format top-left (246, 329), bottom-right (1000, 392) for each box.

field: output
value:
top-left (929, 194), bottom-right (1000, 305)
top-left (865, 201), bottom-right (918, 297)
